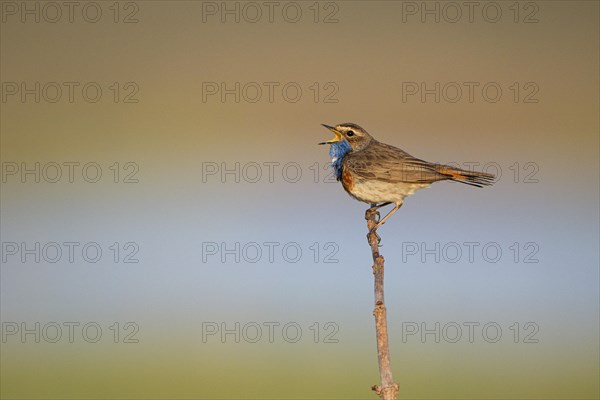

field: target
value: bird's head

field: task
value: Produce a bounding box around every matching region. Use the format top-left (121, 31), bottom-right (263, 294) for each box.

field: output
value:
top-left (318, 123), bottom-right (374, 152)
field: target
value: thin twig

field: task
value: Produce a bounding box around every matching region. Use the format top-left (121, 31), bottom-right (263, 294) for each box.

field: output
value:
top-left (366, 208), bottom-right (399, 400)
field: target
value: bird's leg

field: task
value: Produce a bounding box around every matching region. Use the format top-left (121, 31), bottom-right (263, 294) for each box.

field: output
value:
top-left (366, 202), bottom-right (391, 244)
top-left (365, 218), bottom-right (382, 245)
top-left (367, 202), bottom-right (392, 222)
top-left (367, 203), bottom-right (380, 221)
top-left (369, 202), bottom-right (402, 236)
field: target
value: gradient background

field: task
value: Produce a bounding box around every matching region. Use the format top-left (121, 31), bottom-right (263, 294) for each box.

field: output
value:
top-left (1, 1), bottom-right (598, 399)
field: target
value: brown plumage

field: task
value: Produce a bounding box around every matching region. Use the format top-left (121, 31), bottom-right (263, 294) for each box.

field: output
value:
top-left (343, 139), bottom-right (495, 189)
top-left (319, 123), bottom-right (495, 236)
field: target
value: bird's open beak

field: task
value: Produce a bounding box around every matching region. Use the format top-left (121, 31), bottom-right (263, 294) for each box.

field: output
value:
top-left (318, 124), bottom-right (343, 145)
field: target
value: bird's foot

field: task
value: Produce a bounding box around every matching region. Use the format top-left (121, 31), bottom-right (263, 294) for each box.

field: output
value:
top-left (365, 208), bottom-right (381, 223)
top-left (367, 228), bottom-right (382, 245)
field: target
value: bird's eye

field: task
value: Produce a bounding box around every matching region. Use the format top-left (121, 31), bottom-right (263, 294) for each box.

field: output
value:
top-left (347, 130), bottom-right (355, 137)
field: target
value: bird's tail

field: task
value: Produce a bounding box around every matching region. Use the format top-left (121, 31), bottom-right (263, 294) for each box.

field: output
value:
top-left (436, 166), bottom-right (496, 188)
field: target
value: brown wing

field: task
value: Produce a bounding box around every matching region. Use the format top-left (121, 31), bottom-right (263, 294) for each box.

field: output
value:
top-left (343, 141), bottom-right (449, 184)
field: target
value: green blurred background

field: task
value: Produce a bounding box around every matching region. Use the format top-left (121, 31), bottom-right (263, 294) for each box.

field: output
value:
top-left (1, 1), bottom-right (598, 399)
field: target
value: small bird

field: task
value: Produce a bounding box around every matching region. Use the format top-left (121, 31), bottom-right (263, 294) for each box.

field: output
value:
top-left (319, 123), bottom-right (495, 239)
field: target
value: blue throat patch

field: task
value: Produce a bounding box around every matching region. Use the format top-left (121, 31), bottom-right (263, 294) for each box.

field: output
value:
top-left (328, 140), bottom-right (352, 180)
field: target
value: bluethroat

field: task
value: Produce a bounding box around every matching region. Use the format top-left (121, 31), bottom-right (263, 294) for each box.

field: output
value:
top-left (319, 123), bottom-right (495, 239)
